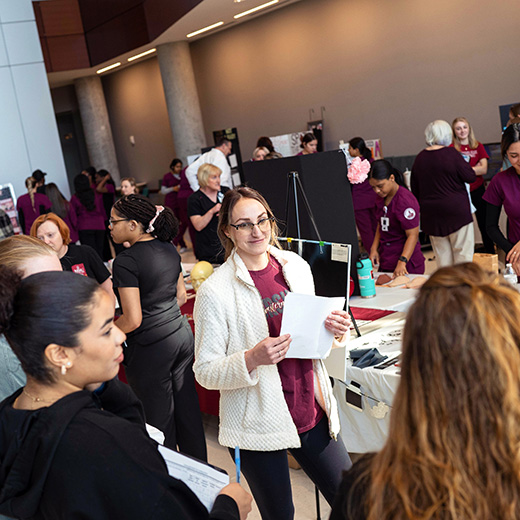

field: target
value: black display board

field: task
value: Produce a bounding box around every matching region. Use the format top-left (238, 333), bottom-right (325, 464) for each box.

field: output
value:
top-left (278, 238), bottom-right (351, 302)
top-left (243, 151), bottom-right (360, 294)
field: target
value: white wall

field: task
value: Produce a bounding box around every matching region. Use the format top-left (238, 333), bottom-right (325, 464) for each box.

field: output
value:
top-left (0, 0), bottom-right (69, 203)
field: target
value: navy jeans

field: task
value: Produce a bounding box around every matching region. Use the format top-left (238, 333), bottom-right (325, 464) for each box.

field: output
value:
top-left (229, 415), bottom-right (351, 520)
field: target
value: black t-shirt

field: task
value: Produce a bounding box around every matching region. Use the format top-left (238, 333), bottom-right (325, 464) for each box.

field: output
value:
top-left (112, 240), bottom-right (183, 343)
top-left (60, 244), bottom-right (110, 284)
top-left (187, 188), bottom-right (228, 264)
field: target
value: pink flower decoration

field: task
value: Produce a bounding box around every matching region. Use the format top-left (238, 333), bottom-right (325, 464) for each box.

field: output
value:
top-left (348, 157), bottom-right (371, 184)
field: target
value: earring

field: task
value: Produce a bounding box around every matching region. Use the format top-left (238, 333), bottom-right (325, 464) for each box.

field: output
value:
top-left (61, 362), bottom-right (72, 376)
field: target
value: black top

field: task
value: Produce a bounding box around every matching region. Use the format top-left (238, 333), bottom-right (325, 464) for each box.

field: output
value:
top-left (60, 243), bottom-right (110, 284)
top-left (330, 454), bottom-right (373, 520)
top-left (411, 147), bottom-right (476, 237)
top-left (0, 379), bottom-right (239, 520)
top-left (187, 188), bottom-right (228, 264)
top-left (112, 240), bottom-right (183, 343)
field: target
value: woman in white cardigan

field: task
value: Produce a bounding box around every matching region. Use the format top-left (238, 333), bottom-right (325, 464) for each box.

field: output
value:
top-left (193, 187), bottom-right (352, 520)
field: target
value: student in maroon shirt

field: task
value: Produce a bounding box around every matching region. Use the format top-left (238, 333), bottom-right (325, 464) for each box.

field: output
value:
top-left (411, 120), bottom-right (476, 267)
top-left (368, 160), bottom-right (424, 277)
top-left (70, 174), bottom-right (107, 259)
top-left (451, 117), bottom-right (493, 253)
top-left (484, 123), bottom-right (520, 275)
top-left (16, 176), bottom-right (51, 235)
top-left (348, 137), bottom-right (378, 253)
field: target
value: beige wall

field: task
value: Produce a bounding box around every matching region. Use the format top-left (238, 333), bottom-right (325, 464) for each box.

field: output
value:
top-left (189, 0), bottom-right (519, 158)
top-left (73, 0), bottom-right (519, 178)
top-left (101, 56), bottom-right (175, 187)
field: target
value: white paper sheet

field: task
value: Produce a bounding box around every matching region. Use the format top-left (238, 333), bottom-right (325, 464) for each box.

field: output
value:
top-left (158, 445), bottom-right (229, 511)
top-left (281, 293), bottom-right (346, 359)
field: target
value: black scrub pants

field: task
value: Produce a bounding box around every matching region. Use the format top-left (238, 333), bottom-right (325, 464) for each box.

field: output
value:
top-left (125, 317), bottom-right (207, 462)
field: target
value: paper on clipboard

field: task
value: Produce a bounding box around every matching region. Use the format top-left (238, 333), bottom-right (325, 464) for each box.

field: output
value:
top-left (280, 293), bottom-right (346, 359)
top-left (158, 445), bottom-right (229, 511)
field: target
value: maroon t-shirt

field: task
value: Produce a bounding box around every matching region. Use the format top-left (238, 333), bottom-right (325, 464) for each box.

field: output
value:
top-left (449, 142), bottom-right (489, 191)
top-left (249, 257), bottom-right (323, 434)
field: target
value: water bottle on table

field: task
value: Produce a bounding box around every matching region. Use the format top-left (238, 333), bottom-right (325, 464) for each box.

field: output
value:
top-left (356, 253), bottom-right (376, 298)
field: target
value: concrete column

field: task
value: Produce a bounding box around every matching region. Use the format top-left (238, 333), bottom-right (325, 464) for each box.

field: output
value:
top-left (74, 75), bottom-right (121, 182)
top-left (0, 0), bottom-right (70, 200)
top-left (157, 42), bottom-right (206, 163)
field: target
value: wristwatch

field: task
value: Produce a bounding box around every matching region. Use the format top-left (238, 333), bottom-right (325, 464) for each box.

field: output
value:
top-left (398, 255), bottom-right (408, 263)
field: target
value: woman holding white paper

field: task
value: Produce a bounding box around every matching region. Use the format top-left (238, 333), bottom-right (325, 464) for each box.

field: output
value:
top-left (193, 187), bottom-right (352, 520)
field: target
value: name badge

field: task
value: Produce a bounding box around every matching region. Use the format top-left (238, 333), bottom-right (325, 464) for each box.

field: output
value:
top-left (381, 216), bottom-right (390, 232)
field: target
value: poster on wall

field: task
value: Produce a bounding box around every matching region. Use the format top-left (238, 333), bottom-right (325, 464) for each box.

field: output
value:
top-left (0, 183), bottom-right (21, 234)
top-left (270, 131), bottom-right (306, 157)
top-left (213, 128), bottom-right (243, 186)
top-left (365, 139), bottom-right (383, 160)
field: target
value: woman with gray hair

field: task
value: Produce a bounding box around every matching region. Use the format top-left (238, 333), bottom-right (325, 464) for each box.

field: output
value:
top-left (411, 120), bottom-right (476, 266)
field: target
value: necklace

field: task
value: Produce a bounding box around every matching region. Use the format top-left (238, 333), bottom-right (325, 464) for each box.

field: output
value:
top-left (22, 387), bottom-right (57, 403)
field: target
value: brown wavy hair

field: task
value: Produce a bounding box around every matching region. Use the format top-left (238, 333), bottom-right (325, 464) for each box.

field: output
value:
top-left (217, 187), bottom-right (280, 260)
top-left (352, 263), bottom-right (520, 520)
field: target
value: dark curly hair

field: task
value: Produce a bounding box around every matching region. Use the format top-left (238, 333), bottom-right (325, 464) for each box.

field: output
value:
top-left (113, 194), bottom-right (178, 242)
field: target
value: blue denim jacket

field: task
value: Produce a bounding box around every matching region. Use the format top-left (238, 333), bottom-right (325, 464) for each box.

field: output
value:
top-left (0, 335), bottom-right (25, 402)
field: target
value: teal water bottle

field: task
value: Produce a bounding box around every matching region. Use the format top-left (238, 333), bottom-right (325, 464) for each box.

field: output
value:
top-left (356, 253), bottom-right (376, 298)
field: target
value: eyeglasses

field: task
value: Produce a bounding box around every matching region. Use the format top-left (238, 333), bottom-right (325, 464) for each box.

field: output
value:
top-left (229, 217), bottom-right (274, 233)
top-left (109, 218), bottom-right (130, 226)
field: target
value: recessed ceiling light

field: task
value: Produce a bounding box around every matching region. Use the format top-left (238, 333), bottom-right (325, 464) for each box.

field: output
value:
top-left (127, 48), bottom-right (156, 62)
top-left (234, 0), bottom-right (278, 19)
top-left (187, 21), bottom-right (224, 38)
top-left (96, 62), bottom-right (121, 74)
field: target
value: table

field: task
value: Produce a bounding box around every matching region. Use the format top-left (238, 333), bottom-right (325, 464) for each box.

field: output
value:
top-left (333, 312), bottom-right (405, 453)
top-left (349, 273), bottom-right (426, 313)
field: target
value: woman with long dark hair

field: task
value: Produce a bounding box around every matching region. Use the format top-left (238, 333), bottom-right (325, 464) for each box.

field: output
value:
top-left (348, 137), bottom-right (378, 253)
top-left (331, 262), bottom-right (520, 520)
top-left (70, 174), bottom-right (106, 258)
top-left (0, 268), bottom-right (251, 520)
top-left (45, 182), bottom-right (79, 243)
top-left (368, 160), bottom-right (424, 277)
top-left (110, 194), bottom-right (206, 461)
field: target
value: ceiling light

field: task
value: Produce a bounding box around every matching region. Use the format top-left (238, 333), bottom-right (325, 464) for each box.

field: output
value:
top-left (234, 0), bottom-right (278, 19)
top-left (127, 48), bottom-right (156, 62)
top-left (187, 21), bottom-right (224, 38)
top-left (96, 62), bottom-right (121, 74)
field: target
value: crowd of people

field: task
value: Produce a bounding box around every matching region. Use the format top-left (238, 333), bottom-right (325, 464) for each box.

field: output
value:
top-left (1, 107), bottom-right (519, 519)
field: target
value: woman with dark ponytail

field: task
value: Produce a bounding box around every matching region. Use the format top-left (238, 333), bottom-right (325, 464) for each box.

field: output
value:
top-left (70, 174), bottom-right (107, 258)
top-left (348, 137), bottom-right (379, 252)
top-left (109, 194), bottom-right (206, 461)
top-left (0, 267), bottom-right (250, 520)
top-left (368, 160), bottom-right (424, 277)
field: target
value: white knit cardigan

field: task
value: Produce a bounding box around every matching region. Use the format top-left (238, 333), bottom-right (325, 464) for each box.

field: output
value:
top-left (193, 246), bottom-right (345, 451)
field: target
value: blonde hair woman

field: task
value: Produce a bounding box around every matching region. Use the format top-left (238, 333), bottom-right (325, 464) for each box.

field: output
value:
top-left (451, 117), bottom-right (493, 253)
top-left (0, 235), bottom-right (61, 400)
top-left (187, 163), bottom-right (229, 264)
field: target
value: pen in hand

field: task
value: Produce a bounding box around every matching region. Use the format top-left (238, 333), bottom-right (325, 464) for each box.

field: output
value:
top-left (235, 446), bottom-right (240, 483)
